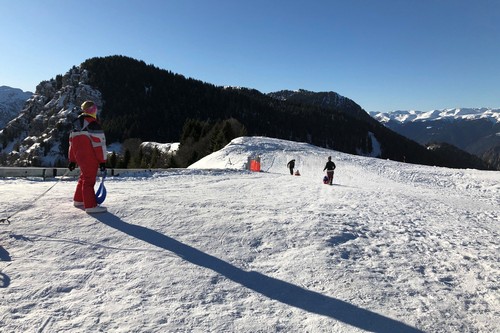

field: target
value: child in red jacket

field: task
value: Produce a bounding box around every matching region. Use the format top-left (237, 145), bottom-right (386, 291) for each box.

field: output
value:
top-left (68, 101), bottom-right (107, 213)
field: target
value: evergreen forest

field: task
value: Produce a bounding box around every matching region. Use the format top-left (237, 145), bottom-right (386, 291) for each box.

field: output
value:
top-left (80, 56), bottom-right (490, 170)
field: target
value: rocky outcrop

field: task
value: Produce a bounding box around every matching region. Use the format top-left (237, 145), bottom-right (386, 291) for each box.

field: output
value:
top-left (0, 67), bottom-right (102, 167)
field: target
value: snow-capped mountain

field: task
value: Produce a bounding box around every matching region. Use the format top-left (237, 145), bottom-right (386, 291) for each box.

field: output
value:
top-left (369, 108), bottom-right (500, 169)
top-left (370, 108), bottom-right (500, 124)
top-left (0, 86), bottom-right (33, 128)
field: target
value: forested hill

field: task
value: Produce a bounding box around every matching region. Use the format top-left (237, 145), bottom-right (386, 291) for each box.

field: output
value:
top-left (267, 89), bottom-right (377, 125)
top-left (78, 55), bottom-right (488, 169)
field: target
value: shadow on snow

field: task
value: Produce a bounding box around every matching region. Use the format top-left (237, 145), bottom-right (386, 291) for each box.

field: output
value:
top-left (0, 245), bottom-right (11, 288)
top-left (95, 213), bottom-right (423, 333)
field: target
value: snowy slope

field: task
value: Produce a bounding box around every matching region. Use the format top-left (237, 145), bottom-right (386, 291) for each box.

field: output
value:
top-left (1, 137), bottom-right (499, 332)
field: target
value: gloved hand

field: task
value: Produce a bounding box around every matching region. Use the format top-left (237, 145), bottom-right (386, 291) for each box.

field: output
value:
top-left (68, 162), bottom-right (76, 171)
top-left (99, 163), bottom-right (106, 172)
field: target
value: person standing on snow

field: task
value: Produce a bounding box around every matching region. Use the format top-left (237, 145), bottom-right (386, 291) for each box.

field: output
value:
top-left (287, 159), bottom-right (295, 175)
top-left (68, 100), bottom-right (107, 213)
top-left (323, 156), bottom-right (336, 185)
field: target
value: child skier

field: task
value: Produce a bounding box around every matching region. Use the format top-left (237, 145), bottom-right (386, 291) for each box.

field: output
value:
top-left (68, 101), bottom-right (107, 213)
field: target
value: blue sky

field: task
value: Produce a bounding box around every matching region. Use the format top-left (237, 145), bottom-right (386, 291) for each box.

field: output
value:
top-left (1, 0), bottom-right (498, 112)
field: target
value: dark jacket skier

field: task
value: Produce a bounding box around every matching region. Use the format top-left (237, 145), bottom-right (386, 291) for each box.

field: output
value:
top-left (287, 159), bottom-right (295, 175)
top-left (323, 156), bottom-right (336, 185)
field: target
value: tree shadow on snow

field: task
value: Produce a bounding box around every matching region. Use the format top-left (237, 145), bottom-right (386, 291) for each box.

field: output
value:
top-left (95, 213), bottom-right (423, 333)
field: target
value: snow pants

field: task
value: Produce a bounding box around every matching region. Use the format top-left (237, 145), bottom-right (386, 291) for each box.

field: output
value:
top-left (326, 171), bottom-right (334, 185)
top-left (73, 151), bottom-right (99, 209)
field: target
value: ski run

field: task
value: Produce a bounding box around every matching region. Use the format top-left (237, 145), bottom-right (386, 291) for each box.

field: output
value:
top-left (1, 136), bottom-right (498, 332)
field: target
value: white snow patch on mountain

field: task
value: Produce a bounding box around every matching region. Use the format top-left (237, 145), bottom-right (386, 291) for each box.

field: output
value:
top-left (141, 141), bottom-right (179, 154)
top-left (371, 108), bottom-right (500, 124)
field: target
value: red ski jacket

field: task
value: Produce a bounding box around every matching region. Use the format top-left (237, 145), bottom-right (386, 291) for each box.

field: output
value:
top-left (68, 114), bottom-right (107, 165)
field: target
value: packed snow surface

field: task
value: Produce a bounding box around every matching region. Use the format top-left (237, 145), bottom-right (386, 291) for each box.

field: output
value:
top-left (1, 137), bottom-right (499, 332)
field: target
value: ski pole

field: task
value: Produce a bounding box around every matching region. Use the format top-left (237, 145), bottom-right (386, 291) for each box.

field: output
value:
top-left (0, 169), bottom-right (70, 225)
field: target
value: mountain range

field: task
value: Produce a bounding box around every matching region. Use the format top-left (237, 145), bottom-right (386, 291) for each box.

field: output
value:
top-left (0, 55), bottom-right (494, 170)
top-left (0, 86), bottom-right (32, 128)
top-left (370, 109), bottom-right (500, 169)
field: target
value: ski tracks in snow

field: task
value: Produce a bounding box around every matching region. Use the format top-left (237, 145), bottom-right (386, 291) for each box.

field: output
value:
top-left (1, 137), bottom-right (498, 332)
top-left (324, 161), bottom-right (500, 332)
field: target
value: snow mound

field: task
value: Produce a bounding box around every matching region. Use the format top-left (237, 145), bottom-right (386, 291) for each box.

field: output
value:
top-left (189, 136), bottom-right (337, 174)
